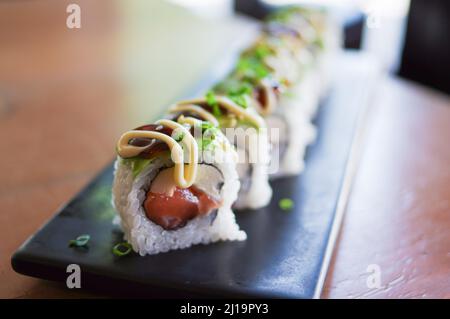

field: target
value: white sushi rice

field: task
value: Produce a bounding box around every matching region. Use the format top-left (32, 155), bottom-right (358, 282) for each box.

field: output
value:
top-left (112, 148), bottom-right (246, 256)
top-left (232, 128), bottom-right (273, 210)
top-left (266, 69), bottom-right (318, 178)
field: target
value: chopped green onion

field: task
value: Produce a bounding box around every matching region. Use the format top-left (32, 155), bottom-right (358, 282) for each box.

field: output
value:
top-left (205, 90), bottom-right (222, 117)
top-left (226, 82), bottom-right (252, 109)
top-left (313, 37), bottom-right (325, 50)
top-left (200, 138), bottom-right (213, 150)
top-left (199, 125), bottom-right (218, 150)
top-left (279, 198), bottom-right (294, 211)
top-left (227, 83), bottom-right (252, 97)
top-left (69, 234), bottom-right (90, 247)
top-left (212, 104), bottom-right (222, 118)
top-left (173, 131), bottom-right (185, 142)
top-left (266, 6), bottom-right (300, 23)
top-left (112, 242), bottom-right (132, 257)
top-left (200, 121), bottom-right (214, 131)
top-left (236, 57), bottom-right (270, 81)
top-left (255, 44), bottom-right (272, 59)
top-left (206, 90), bottom-right (216, 105)
top-left (229, 94), bottom-right (248, 109)
top-left (236, 82), bottom-right (253, 95)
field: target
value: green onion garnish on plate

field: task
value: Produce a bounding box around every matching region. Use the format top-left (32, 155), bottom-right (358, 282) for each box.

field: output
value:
top-left (113, 242), bottom-right (132, 257)
top-left (279, 198), bottom-right (294, 211)
top-left (69, 234), bottom-right (90, 247)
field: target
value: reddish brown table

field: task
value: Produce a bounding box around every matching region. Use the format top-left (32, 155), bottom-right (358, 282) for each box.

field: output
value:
top-left (1, 0), bottom-right (449, 299)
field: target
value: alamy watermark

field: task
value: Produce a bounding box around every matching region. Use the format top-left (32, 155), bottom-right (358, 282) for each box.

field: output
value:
top-left (66, 4), bottom-right (81, 29)
top-left (147, 126), bottom-right (282, 174)
top-left (66, 264), bottom-right (81, 289)
top-left (366, 264), bottom-right (382, 289)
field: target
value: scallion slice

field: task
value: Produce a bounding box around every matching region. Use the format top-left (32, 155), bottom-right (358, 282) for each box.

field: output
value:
top-left (279, 198), bottom-right (294, 211)
top-left (69, 234), bottom-right (90, 247)
top-left (112, 242), bottom-right (133, 257)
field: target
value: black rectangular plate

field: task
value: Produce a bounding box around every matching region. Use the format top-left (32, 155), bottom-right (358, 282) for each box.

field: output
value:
top-left (11, 52), bottom-right (374, 299)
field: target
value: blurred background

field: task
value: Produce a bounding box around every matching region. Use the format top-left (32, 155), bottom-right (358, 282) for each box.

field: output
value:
top-left (0, 0), bottom-right (449, 298)
top-left (173, 0), bottom-right (450, 93)
top-left (1, 0), bottom-right (448, 125)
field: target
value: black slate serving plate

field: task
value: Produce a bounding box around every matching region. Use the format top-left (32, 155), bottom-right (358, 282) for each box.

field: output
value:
top-left (11, 52), bottom-right (377, 298)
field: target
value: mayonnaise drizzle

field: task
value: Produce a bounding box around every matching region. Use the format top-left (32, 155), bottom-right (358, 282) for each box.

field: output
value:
top-left (168, 104), bottom-right (219, 127)
top-left (176, 115), bottom-right (203, 127)
top-left (116, 119), bottom-right (198, 188)
top-left (176, 96), bottom-right (265, 129)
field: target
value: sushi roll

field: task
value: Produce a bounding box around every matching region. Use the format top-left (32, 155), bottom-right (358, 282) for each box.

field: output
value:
top-left (212, 47), bottom-right (316, 178)
top-left (260, 9), bottom-right (326, 119)
top-left (253, 79), bottom-right (317, 177)
top-left (168, 93), bottom-right (272, 210)
top-left (265, 6), bottom-right (342, 98)
top-left (211, 5), bottom-right (342, 178)
top-left (112, 119), bottom-right (246, 255)
top-left (110, 5), bottom-right (340, 255)
top-left (244, 37), bottom-right (318, 176)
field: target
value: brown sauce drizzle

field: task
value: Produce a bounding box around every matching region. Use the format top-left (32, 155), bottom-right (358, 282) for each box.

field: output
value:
top-left (129, 124), bottom-right (174, 159)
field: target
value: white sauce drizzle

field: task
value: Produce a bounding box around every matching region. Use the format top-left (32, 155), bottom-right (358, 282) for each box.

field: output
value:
top-left (116, 119), bottom-right (198, 188)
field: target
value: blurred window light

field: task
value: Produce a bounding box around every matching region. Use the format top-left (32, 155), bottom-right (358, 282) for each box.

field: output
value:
top-left (359, 0), bottom-right (410, 18)
top-left (360, 0), bottom-right (411, 73)
top-left (169, 0), bottom-right (411, 74)
top-left (263, 0), bottom-right (411, 74)
top-left (261, 0), bottom-right (357, 8)
top-left (167, 0), bottom-right (233, 19)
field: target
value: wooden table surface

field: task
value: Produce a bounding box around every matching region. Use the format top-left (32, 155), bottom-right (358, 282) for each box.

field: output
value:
top-left (1, 0), bottom-right (449, 299)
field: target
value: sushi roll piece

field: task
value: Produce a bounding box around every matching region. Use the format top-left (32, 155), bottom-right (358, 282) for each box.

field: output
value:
top-left (245, 34), bottom-right (319, 175)
top-left (247, 77), bottom-right (316, 177)
top-left (213, 38), bottom-right (317, 178)
top-left (112, 119), bottom-right (246, 255)
top-left (265, 5), bottom-right (342, 97)
top-left (212, 4), bottom-right (342, 178)
top-left (253, 79), bottom-right (317, 177)
top-left (262, 13), bottom-right (324, 119)
top-left (168, 94), bottom-right (272, 210)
